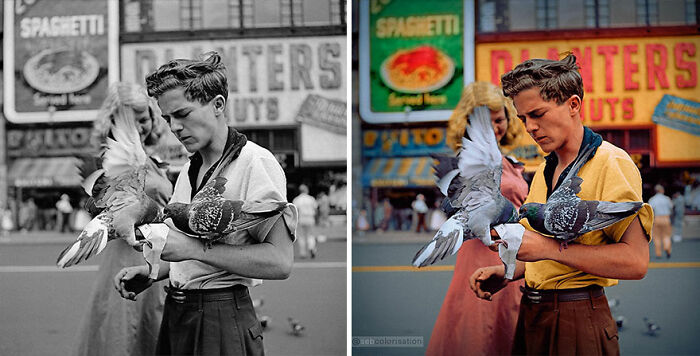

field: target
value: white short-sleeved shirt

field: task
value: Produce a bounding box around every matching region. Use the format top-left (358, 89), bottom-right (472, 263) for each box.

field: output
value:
top-left (167, 140), bottom-right (287, 290)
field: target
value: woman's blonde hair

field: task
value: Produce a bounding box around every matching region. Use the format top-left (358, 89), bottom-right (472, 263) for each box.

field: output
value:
top-left (446, 81), bottom-right (521, 151)
top-left (93, 82), bottom-right (166, 147)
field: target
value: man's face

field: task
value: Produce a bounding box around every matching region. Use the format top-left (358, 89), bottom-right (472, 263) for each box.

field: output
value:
top-left (157, 88), bottom-right (218, 153)
top-left (511, 87), bottom-right (578, 154)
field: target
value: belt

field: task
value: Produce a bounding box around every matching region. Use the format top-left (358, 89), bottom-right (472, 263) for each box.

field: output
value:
top-left (520, 285), bottom-right (604, 304)
top-left (164, 284), bottom-right (248, 304)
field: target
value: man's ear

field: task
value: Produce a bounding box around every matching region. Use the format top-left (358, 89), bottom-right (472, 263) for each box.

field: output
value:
top-left (212, 95), bottom-right (226, 115)
top-left (568, 95), bottom-right (582, 115)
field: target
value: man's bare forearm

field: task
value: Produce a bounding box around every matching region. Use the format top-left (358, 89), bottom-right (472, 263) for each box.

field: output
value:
top-left (517, 217), bottom-right (649, 280)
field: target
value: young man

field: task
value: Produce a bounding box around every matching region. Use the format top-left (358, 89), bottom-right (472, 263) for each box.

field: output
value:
top-left (113, 52), bottom-right (295, 356)
top-left (469, 54), bottom-right (653, 355)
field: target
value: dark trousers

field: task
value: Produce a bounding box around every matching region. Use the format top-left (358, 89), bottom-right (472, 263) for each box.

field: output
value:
top-left (512, 288), bottom-right (619, 356)
top-left (415, 213), bottom-right (427, 232)
top-left (156, 285), bottom-right (264, 356)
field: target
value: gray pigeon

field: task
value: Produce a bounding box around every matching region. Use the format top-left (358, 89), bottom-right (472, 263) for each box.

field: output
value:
top-left (518, 144), bottom-right (643, 249)
top-left (643, 317), bottom-right (660, 336)
top-left (412, 106), bottom-right (519, 269)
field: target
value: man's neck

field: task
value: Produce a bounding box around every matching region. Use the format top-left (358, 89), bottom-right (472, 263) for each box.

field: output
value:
top-left (199, 123), bottom-right (228, 167)
top-left (554, 126), bottom-right (585, 168)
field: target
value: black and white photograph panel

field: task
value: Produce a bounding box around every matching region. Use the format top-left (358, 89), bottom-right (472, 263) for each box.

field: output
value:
top-left (1, 1), bottom-right (347, 355)
top-left (351, 0), bottom-right (700, 355)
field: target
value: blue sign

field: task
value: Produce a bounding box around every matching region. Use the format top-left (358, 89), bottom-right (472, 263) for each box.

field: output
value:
top-left (652, 94), bottom-right (700, 137)
top-left (362, 127), bottom-right (452, 157)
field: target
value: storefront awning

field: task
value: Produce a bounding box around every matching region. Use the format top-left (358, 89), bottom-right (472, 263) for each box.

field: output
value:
top-left (362, 157), bottom-right (436, 188)
top-left (9, 157), bottom-right (81, 188)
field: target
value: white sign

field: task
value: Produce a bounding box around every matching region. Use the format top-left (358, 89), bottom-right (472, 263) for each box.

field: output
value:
top-left (120, 36), bottom-right (347, 128)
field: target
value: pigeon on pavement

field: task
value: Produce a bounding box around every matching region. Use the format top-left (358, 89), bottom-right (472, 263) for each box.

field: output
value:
top-left (288, 317), bottom-right (305, 336)
top-left (518, 145), bottom-right (643, 249)
top-left (644, 317), bottom-right (660, 336)
top-left (412, 106), bottom-right (519, 270)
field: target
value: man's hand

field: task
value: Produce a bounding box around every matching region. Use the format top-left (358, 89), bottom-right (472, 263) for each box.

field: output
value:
top-left (469, 265), bottom-right (508, 301)
top-left (113, 265), bottom-right (152, 301)
top-left (160, 229), bottom-right (205, 262)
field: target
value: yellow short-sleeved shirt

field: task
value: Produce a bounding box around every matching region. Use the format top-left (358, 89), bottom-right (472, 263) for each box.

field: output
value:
top-left (521, 141), bottom-right (654, 290)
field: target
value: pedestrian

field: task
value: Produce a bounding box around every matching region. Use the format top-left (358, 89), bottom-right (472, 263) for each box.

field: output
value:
top-left (380, 198), bottom-right (393, 231)
top-left (672, 191), bottom-right (686, 242)
top-left (55, 194), bottom-right (74, 233)
top-left (72, 82), bottom-right (173, 356)
top-left (469, 54), bottom-right (653, 355)
top-left (0, 204), bottom-right (13, 236)
top-left (412, 194), bottom-right (429, 233)
top-left (427, 201), bottom-right (447, 232)
top-left (317, 191), bottom-right (331, 228)
top-left (427, 81), bottom-right (529, 356)
top-left (19, 198), bottom-right (38, 233)
top-left (357, 209), bottom-right (370, 233)
top-left (114, 52), bottom-right (295, 356)
top-left (293, 184), bottom-right (319, 258)
top-left (649, 184), bottom-right (673, 258)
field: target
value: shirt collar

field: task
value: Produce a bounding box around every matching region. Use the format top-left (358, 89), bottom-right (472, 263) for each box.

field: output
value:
top-left (543, 126), bottom-right (603, 197)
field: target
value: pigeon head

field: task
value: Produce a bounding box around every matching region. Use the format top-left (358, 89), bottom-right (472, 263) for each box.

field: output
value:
top-left (518, 203), bottom-right (541, 221)
top-left (163, 202), bottom-right (188, 219)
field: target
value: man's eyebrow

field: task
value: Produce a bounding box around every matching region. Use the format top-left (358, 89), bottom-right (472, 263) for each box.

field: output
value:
top-left (162, 107), bottom-right (189, 118)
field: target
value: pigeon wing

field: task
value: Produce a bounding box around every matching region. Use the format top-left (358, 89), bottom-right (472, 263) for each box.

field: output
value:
top-left (56, 212), bottom-right (113, 268)
top-left (412, 213), bottom-right (468, 267)
top-left (580, 200), bottom-right (643, 233)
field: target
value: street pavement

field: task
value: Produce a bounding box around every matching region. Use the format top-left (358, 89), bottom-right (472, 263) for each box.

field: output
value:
top-left (352, 230), bottom-right (700, 355)
top-left (0, 229), bottom-right (347, 356)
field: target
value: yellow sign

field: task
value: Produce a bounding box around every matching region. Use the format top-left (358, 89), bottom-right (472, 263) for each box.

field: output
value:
top-left (476, 36), bottom-right (699, 126)
top-left (476, 35), bottom-right (700, 165)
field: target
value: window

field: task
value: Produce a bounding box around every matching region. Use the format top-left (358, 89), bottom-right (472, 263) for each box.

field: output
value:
top-left (637, 0), bottom-right (659, 26)
top-left (536, 0), bottom-right (557, 29)
top-left (122, 0), bottom-right (346, 33)
top-left (239, 129), bottom-right (297, 151)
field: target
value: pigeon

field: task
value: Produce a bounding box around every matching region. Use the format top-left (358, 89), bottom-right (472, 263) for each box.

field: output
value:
top-left (412, 106), bottom-right (519, 268)
top-left (164, 176), bottom-right (290, 247)
top-left (57, 104), bottom-right (163, 268)
top-left (518, 144), bottom-right (643, 249)
top-left (644, 317), bottom-right (660, 336)
top-left (58, 174), bottom-right (290, 267)
top-left (288, 317), bottom-right (305, 336)
top-left (259, 315), bottom-right (271, 330)
top-left (615, 315), bottom-right (626, 329)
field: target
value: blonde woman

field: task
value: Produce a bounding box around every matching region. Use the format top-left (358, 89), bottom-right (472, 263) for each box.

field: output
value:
top-left (426, 82), bottom-right (529, 356)
top-left (73, 83), bottom-right (173, 356)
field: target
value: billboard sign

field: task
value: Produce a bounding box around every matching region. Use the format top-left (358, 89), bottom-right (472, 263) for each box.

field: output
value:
top-left (3, 0), bottom-right (119, 123)
top-left (359, 0), bottom-right (474, 123)
top-left (120, 36), bottom-right (346, 129)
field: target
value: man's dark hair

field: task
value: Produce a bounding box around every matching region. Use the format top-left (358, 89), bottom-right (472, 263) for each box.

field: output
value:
top-left (501, 53), bottom-right (584, 104)
top-left (145, 51), bottom-right (228, 104)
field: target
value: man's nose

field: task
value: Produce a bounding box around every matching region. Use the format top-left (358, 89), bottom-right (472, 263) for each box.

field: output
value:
top-left (170, 119), bottom-right (183, 132)
top-left (525, 118), bottom-right (538, 134)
